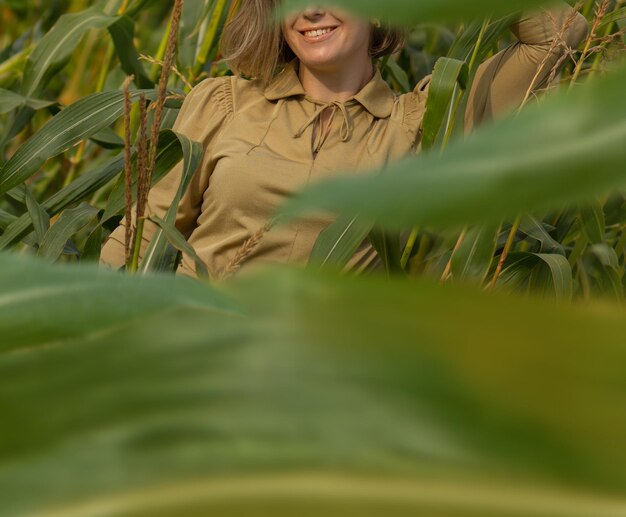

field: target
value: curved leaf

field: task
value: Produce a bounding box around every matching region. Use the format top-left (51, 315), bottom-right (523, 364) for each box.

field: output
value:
top-left (519, 215), bottom-right (564, 255)
top-left (421, 57), bottom-right (468, 150)
top-left (308, 215), bottom-right (373, 269)
top-left (531, 253), bottom-right (574, 301)
top-left (0, 154), bottom-right (125, 250)
top-left (108, 15), bottom-right (153, 89)
top-left (21, 7), bottom-right (119, 97)
top-left (0, 88), bottom-right (53, 114)
top-left (450, 223), bottom-right (499, 283)
top-left (579, 202), bottom-right (606, 244)
top-left (140, 131), bottom-right (203, 273)
top-left (1, 256), bottom-right (626, 514)
top-left (147, 214), bottom-right (209, 277)
top-left (24, 186), bottom-right (50, 245)
top-left (0, 89), bottom-right (156, 198)
top-left (37, 203), bottom-right (100, 262)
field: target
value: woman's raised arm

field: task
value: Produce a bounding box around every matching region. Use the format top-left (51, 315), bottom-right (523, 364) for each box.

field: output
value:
top-left (465, 3), bottom-right (589, 131)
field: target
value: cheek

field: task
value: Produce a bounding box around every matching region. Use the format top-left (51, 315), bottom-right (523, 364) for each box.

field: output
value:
top-left (281, 22), bottom-right (296, 48)
top-left (344, 24), bottom-right (372, 53)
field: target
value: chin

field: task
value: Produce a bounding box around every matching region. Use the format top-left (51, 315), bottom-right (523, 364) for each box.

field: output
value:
top-left (298, 53), bottom-right (346, 72)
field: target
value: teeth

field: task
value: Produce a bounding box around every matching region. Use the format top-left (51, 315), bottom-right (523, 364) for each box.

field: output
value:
top-left (303, 28), bottom-right (333, 38)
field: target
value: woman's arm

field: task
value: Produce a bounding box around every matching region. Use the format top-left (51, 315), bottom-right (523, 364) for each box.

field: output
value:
top-left (99, 76), bottom-right (233, 270)
top-left (465, 3), bottom-right (589, 131)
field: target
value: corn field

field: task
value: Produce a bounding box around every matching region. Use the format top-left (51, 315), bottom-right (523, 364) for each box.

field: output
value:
top-left (1, 0), bottom-right (626, 515)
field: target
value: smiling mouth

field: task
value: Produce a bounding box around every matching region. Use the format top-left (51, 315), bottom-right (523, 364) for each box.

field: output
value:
top-left (300, 26), bottom-right (338, 39)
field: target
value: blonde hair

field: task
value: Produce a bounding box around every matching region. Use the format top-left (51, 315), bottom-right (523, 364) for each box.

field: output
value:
top-left (220, 0), bottom-right (406, 85)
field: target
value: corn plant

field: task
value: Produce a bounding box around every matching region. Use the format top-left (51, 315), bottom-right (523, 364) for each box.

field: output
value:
top-left (2, 0), bottom-right (626, 514)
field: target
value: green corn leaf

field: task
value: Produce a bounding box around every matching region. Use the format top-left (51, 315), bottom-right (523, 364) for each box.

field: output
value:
top-left (582, 244), bottom-right (623, 301)
top-left (125, 0), bottom-right (164, 18)
top-left (0, 209), bottom-right (16, 230)
top-left (147, 215), bottom-right (209, 277)
top-left (0, 89), bottom-right (156, 198)
top-left (90, 126), bottom-right (125, 149)
top-left (368, 225), bottom-right (404, 275)
top-left (448, 16), bottom-right (514, 67)
top-left (588, 243), bottom-right (620, 269)
top-left (0, 252), bottom-right (239, 352)
top-left (519, 215), bottom-right (565, 255)
top-left (82, 225), bottom-right (104, 263)
top-left (108, 15), bottom-right (153, 89)
top-left (529, 253), bottom-right (574, 300)
top-left (2, 255), bottom-right (626, 514)
top-left (140, 132), bottom-right (203, 273)
top-left (278, 63), bottom-right (626, 231)
top-left (0, 154), bottom-right (125, 250)
top-left (0, 105), bottom-right (36, 152)
top-left (501, 251), bottom-right (573, 300)
top-left (0, 130), bottom-right (192, 251)
top-left (381, 56), bottom-right (411, 93)
top-left (450, 223), bottom-right (499, 283)
top-left (21, 7), bottom-right (119, 98)
top-left (0, 88), bottom-right (54, 114)
top-left (421, 57), bottom-right (468, 150)
top-left (37, 203), bottom-right (100, 262)
top-left (593, 267), bottom-right (624, 302)
top-left (308, 215), bottom-right (373, 269)
top-left (579, 202), bottom-right (606, 244)
top-left (597, 267), bottom-right (624, 301)
top-left (0, 209), bottom-right (38, 248)
top-left (23, 186), bottom-right (50, 245)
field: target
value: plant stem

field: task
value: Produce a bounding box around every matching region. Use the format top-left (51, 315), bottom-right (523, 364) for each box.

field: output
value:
top-left (62, 141), bottom-right (86, 188)
top-left (440, 228), bottom-right (467, 282)
top-left (400, 228), bottom-right (419, 270)
top-left (570, 0), bottom-right (611, 88)
top-left (489, 216), bottom-right (521, 290)
top-left (128, 217), bottom-right (144, 273)
top-left (150, 18), bottom-right (172, 82)
top-left (117, 0), bottom-right (130, 15)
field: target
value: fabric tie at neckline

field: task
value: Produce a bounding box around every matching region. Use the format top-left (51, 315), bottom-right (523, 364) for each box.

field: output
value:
top-left (293, 100), bottom-right (353, 154)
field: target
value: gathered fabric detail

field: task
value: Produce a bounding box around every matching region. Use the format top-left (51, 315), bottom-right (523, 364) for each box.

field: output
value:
top-left (293, 100), bottom-right (353, 155)
top-left (212, 76), bottom-right (234, 116)
top-left (401, 74), bottom-right (431, 148)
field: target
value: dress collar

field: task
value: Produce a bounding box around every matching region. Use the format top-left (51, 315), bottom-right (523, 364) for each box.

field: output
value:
top-left (263, 58), bottom-right (396, 119)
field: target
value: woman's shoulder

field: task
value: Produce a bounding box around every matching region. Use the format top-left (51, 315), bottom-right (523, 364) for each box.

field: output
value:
top-left (185, 75), bottom-right (234, 117)
top-left (189, 73), bottom-right (271, 116)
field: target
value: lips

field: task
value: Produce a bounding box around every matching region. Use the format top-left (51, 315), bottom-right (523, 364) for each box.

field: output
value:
top-left (298, 26), bottom-right (338, 43)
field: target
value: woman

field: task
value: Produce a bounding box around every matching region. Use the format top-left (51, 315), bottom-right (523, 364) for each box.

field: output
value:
top-left (100, 2), bottom-right (588, 278)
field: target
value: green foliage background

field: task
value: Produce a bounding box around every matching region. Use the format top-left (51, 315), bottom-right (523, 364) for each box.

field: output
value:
top-left (1, 0), bottom-right (626, 515)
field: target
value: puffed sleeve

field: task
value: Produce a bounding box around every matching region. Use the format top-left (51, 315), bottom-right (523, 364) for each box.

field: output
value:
top-left (99, 76), bottom-right (234, 270)
top-left (465, 3), bottom-right (588, 131)
top-left (400, 74), bottom-right (431, 152)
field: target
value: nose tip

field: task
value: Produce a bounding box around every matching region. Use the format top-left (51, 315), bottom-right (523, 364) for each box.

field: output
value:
top-left (302, 5), bottom-right (325, 18)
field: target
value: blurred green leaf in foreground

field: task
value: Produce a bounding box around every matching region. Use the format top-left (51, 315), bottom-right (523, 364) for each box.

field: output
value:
top-left (1, 252), bottom-right (626, 516)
